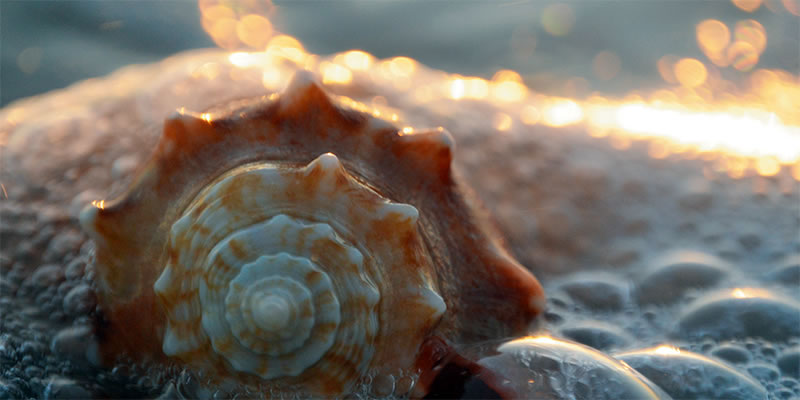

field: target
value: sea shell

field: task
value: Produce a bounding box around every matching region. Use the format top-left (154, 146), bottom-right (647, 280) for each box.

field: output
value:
top-left (79, 71), bottom-right (545, 396)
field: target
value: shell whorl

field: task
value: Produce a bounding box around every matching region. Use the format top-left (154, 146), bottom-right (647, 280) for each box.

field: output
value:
top-left (150, 152), bottom-right (428, 386)
top-left (80, 71), bottom-right (545, 395)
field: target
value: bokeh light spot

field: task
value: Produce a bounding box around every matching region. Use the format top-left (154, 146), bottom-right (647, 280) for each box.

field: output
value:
top-left (236, 14), bottom-right (273, 49)
top-left (541, 3), bottom-right (575, 37)
top-left (494, 113), bottom-right (513, 131)
top-left (521, 105), bottom-right (541, 125)
top-left (389, 57), bottom-right (416, 77)
top-left (200, 0), bottom-right (275, 49)
top-left (755, 157), bottom-right (781, 176)
top-left (727, 41), bottom-right (759, 71)
top-left (320, 62), bottom-right (352, 85)
top-left (343, 50), bottom-right (372, 71)
top-left (449, 79), bottom-right (465, 100)
top-left (732, 0), bottom-right (764, 11)
top-left (491, 70), bottom-right (527, 102)
top-left (674, 58), bottom-right (708, 88)
top-left (17, 47), bottom-right (43, 75)
top-left (592, 51), bottom-right (621, 81)
top-left (783, 0), bottom-right (800, 15)
top-left (696, 19), bottom-right (731, 66)
top-left (542, 99), bottom-right (583, 127)
top-left (734, 19), bottom-right (767, 54)
top-left (657, 55), bottom-right (679, 84)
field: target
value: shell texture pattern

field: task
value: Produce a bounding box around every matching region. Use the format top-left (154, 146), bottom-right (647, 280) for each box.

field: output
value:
top-left (75, 71), bottom-right (545, 395)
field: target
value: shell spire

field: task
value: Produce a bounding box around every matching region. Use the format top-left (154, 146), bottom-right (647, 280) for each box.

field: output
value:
top-left (80, 71), bottom-right (545, 396)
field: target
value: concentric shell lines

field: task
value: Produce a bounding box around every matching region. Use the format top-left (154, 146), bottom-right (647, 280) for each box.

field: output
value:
top-left (152, 152), bottom-right (443, 391)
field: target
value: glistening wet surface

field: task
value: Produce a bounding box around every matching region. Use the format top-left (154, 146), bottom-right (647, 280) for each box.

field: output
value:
top-left (0, 49), bottom-right (798, 399)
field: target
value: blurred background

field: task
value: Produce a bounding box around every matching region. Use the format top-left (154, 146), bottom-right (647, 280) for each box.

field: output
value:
top-left (2, 0), bottom-right (798, 106)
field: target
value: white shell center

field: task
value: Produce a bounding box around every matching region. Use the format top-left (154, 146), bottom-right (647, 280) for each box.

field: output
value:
top-left (253, 294), bottom-right (292, 333)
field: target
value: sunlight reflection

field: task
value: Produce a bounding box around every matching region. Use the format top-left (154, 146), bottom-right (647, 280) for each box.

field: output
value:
top-left (198, 2), bottom-right (800, 180)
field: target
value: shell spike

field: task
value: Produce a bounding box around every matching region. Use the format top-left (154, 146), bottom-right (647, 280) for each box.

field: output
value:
top-left (395, 128), bottom-right (455, 182)
top-left (284, 69), bottom-right (322, 97)
top-left (156, 111), bottom-right (220, 163)
top-left (305, 152), bottom-right (344, 176)
top-left (376, 202), bottom-right (419, 237)
top-left (279, 70), bottom-right (332, 115)
top-left (408, 283), bottom-right (447, 323)
top-left (303, 153), bottom-right (348, 193)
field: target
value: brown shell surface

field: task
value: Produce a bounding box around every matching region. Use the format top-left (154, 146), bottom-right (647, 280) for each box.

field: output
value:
top-left (79, 72), bottom-right (545, 392)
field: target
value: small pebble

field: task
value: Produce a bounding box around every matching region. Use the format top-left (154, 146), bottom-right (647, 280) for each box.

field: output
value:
top-left (64, 258), bottom-right (86, 281)
top-left (0, 379), bottom-right (24, 400)
top-left (50, 325), bottom-right (95, 365)
top-left (43, 377), bottom-right (91, 400)
top-left (777, 347), bottom-right (800, 378)
top-left (711, 344), bottom-right (751, 364)
top-left (674, 289), bottom-right (800, 342)
top-left (559, 321), bottom-right (632, 350)
top-left (25, 264), bottom-right (64, 292)
top-left (635, 250), bottom-right (731, 306)
top-left (747, 362), bottom-right (780, 383)
top-left (62, 284), bottom-right (96, 316)
top-left (558, 277), bottom-right (627, 311)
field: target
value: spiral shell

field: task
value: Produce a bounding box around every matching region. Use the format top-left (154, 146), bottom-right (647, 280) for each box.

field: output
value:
top-left (80, 72), bottom-right (545, 395)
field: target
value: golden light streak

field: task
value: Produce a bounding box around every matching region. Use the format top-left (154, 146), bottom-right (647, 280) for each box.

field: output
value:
top-left (91, 200), bottom-right (105, 210)
top-left (542, 99), bottom-right (583, 127)
top-left (491, 70), bottom-right (527, 102)
top-left (448, 77), bottom-right (490, 100)
top-left (449, 79), bottom-right (465, 100)
top-left (597, 103), bottom-right (800, 164)
top-left (196, 3), bottom-right (800, 181)
top-left (228, 51), bottom-right (264, 68)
